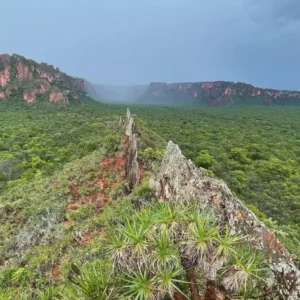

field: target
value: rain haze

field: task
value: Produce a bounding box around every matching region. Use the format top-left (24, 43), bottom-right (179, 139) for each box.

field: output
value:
top-left (1, 0), bottom-right (300, 89)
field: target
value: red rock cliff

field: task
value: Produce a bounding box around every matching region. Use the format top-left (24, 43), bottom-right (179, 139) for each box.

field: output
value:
top-left (138, 81), bottom-right (300, 105)
top-left (0, 54), bottom-right (90, 103)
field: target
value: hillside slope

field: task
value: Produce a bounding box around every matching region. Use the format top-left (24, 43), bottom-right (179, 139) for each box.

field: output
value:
top-left (0, 54), bottom-right (99, 104)
top-left (0, 108), bottom-right (299, 299)
top-left (137, 81), bottom-right (300, 106)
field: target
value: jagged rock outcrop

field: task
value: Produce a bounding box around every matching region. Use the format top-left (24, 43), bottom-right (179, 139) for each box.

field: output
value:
top-left (137, 81), bottom-right (300, 106)
top-left (150, 141), bottom-right (300, 299)
top-left (124, 108), bottom-right (140, 191)
top-left (0, 54), bottom-right (98, 103)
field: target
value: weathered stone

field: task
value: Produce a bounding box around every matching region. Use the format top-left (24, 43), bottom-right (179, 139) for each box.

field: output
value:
top-left (118, 116), bottom-right (124, 126)
top-left (124, 109), bottom-right (140, 191)
top-left (150, 141), bottom-right (300, 299)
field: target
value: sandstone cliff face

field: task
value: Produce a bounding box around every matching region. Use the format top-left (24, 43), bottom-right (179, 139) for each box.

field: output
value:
top-left (150, 141), bottom-right (300, 299)
top-left (0, 54), bottom-right (96, 103)
top-left (138, 81), bottom-right (300, 105)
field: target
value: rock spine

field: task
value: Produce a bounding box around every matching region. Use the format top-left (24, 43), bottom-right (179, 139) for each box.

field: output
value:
top-left (150, 141), bottom-right (300, 299)
top-left (124, 108), bottom-right (140, 191)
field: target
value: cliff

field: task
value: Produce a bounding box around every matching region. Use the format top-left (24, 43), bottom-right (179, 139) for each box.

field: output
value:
top-left (0, 54), bottom-right (98, 104)
top-left (137, 81), bottom-right (300, 106)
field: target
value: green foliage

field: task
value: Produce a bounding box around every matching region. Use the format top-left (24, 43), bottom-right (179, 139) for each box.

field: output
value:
top-left (103, 134), bottom-right (121, 153)
top-left (195, 151), bottom-right (215, 169)
top-left (140, 147), bottom-right (164, 161)
top-left (63, 260), bottom-right (118, 299)
top-left (133, 179), bottom-right (153, 197)
top-left (0, 102), bottom-right (122, 192)
top-left (0, 58), bottom-right (4, 72)
top-left (124, 104), bottom-right (300, 258)
top-left (99, 201), bottom-right (268, 299)
top-left (0, 100), bottom-right (299, 297)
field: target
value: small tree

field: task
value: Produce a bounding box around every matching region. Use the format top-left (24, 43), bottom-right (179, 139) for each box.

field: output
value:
top-left (0, 158), bottom-right (19, 181)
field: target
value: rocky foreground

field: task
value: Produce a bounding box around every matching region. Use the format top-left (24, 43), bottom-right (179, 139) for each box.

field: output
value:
top-left (122, 108), bottom-right (300, 298)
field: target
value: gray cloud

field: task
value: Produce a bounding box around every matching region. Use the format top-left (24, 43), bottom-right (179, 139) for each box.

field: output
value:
top-left (1, 0), bottom-right (300, 90)
top-left (251, 0), bottom-right (300, 22)
top-left (271, 0), bottom-right (300, 20)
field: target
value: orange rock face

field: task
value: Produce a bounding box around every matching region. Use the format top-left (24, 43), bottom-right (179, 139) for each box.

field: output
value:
top-left (49, 92), bottom-right (68, 103)
top-left (0, 68), bottom-right (10, 87)
top-left (23, 91), bottom-right (38, 103)
top-left (140, 81), bottom-right (300, 105)
top-left (17, 63), bottom-right (32, 80)
top-left (0, 53), bottom-right (89, 104)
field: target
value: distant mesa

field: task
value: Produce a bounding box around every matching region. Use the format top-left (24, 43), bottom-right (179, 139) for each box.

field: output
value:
top-left (0, 53), bottom-right (100, 104)
top-left (136, 81), bottom-right (300, 106)
top-left (3, 53), bottom-right (300, 106)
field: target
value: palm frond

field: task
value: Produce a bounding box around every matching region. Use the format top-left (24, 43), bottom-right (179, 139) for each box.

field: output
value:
top-left (221, 247), bottom-right (268, 293)
top-left (150, 228), bottom-right (181, 270)
top-left (124, 270), bottom-right (156, 300)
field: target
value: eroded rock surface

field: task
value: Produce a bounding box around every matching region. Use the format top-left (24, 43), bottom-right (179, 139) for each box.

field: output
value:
top-left (150, 141), bottom-right (300, 299)
top-left (124, 109), bottom-right (140, 191)
top-left (0, 53), bottom-right (98, 103)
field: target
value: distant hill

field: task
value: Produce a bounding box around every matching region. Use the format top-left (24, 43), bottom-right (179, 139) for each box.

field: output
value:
top-left (137, 81), bottom-right (300, 106)
top-left (93, 84), bottom-right (147, 103)
top-left (0, 54), bottom-right (100, 104)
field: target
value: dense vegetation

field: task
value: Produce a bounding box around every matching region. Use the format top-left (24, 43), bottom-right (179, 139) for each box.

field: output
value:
top-left (129, 105), bottom-right (300, 223)
top-left (0, 99), bottom-right (122, 192)
top-left (1, 99), bottom-right (300, 298)
top-left (128, 104), bottom-right (300, 258)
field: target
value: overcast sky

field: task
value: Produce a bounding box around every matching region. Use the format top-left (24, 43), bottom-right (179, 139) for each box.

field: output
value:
top-left (1, 0), bottom-right (300, 89)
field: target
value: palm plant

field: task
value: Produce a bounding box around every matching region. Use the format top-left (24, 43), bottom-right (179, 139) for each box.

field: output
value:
top-left (205, 225), bottom-right (244, 282)
top-left (86, 202), bottom-right (269, 299)
top-left (124, 270), bottom-right (156, 300)
top-left (181, 212), bottom-right (218, 266)
top-left (155, 267), bottom-right (186, 297)
top-left (154, 202), bottom-right (186, 233)
top-left (221, 247), bottom-right (268, 295)
top-left (63, 260), bottom-right (119, 300)
top-left (104, 229), bottom-right (129, 271)
top-left (150, 228), bottom-right (181, 270)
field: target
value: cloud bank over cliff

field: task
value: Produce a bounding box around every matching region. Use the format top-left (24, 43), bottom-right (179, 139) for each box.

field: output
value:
top-left (1, 0), bottom-right (300, 90)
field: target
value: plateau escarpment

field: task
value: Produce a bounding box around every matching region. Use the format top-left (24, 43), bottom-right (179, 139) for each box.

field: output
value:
top-left (137, 81), bottom-right (300, 106)
top-left (0, 54), bottom-right (99, 103)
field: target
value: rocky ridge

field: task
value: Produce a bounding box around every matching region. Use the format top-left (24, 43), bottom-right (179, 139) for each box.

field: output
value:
top-left (0, 54), bottom-right (99, 103)
top-left (121, 108), bottom-right (300, 298)
top-left (149, 140), bottom-right (300, 299)
top-left (137, 81), bottom-right (300, 105)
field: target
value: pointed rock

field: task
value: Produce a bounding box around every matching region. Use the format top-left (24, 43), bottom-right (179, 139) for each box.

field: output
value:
top-left (124, 109), bottom-right (140, 191)
top-left (150, 141), bottom-right (300, 299)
